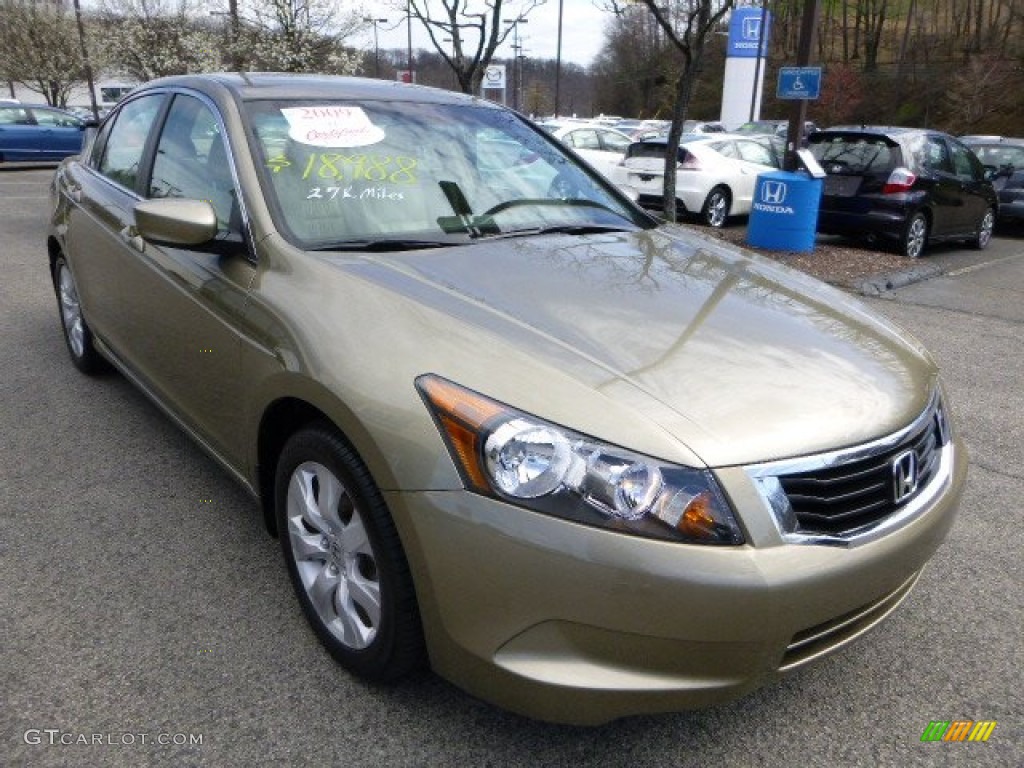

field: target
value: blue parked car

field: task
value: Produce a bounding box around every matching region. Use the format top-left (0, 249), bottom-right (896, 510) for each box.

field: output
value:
top-left (0, 103), bottom-right (91, 163)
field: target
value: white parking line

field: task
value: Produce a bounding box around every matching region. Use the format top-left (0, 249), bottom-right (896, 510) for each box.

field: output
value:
top-left (946, 254), bottom-right (1022, 277)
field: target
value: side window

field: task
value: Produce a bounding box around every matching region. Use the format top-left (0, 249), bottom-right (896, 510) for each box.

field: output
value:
top-left (98, 95), bottom-right (163, 191)
top-left (0, 106), bottom-right (31, 125)
top-left (949, 141), bottom-right (980, 180)
top-left (922, 137), bottom-right (953, 174)
top-left (713, 141), bottom-right (739, 160)
top-left (599, 130), bottom-right (630, 153)
top-left (149, 94), bottom-right (235, 228)
top-left (88, 117), bottom-right (116, 168)
top-left (737, 140), bottom-right (773, 165)
top-left (32, 109), bottom-right (82, 128)
top-left (567, 129), bottom-right (600, 150)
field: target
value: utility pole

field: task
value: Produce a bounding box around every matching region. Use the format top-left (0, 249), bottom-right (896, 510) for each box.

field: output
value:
top-left (364, 18), bottom-right (388, 78)
top-left (554, 0), bottom-right (563, 116)
top-left (503, 17), bottom-right (528, 111)
top-left (784, 0), bottom-right (821, 170)
top-left (406, 0), bottom-right (414, 82)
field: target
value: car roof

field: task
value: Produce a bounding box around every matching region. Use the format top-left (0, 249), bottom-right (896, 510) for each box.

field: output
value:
top-left (960, 135), bottom-right (1024, 146)
top-left (633, 132), bottom-right (771, 146)
top-left (0, 103), bottom-right (75, 112)
top-left (817, 125), bottom-right (937, 139)
top-left (139, 73), bottom-right (496, 109)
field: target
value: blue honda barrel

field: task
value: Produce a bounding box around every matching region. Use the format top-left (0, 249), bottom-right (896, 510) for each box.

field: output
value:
top-left (746, 170), bottom-right (822, 252)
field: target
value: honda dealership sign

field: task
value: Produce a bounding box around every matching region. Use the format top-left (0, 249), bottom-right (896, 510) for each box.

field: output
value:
top-left (720, 7), bottom-right (771, 128)
top-left (727, 7), bottom-right (771, 59)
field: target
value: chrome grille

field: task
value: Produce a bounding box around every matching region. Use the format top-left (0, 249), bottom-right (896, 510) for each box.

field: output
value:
top-left (779, 413), bottom-right (943, 535)
top-left (746, 390), bottom-right (953, 545)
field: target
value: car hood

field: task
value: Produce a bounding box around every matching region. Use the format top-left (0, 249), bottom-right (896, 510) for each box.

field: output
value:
top-left (334, 227), bottom-right (936, 467)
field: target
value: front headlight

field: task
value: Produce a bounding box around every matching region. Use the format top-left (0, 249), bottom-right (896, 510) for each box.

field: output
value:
top-left (417, 375), bottom-right (744, 545)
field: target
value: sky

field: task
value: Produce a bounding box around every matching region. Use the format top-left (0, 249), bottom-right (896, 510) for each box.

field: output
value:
top-left (362, 0), bottom-right (614, 69)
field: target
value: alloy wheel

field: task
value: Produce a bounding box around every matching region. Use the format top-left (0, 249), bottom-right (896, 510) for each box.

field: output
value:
top-left (58, 264), bottom-right (85, 359)
top-left (704, 190), bottom-right (728, 228)
top-left (976, 209), bottom-right (994, 249)
top-left (903, 214), bottom-right (927, 258)
top-left (285, 461), bottom-right (381, 650)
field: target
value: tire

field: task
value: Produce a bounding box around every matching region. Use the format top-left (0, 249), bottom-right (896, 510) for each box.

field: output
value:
top-left (972, 206), bottom-right (995, 250)
top-left (700, 187), bottom-right (730, 228)
top-left (899, 212), bottom-right (928, 258)
top-left (275, 424), bottom-right (424, 682)
top-left (54, 256), bottom-right (107, 374)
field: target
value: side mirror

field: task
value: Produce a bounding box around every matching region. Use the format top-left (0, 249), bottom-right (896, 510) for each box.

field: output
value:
top-left (134, 198), bottom-right (218, 246)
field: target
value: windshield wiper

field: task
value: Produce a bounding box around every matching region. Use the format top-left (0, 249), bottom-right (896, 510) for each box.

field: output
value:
top-left (309, 239), bottom-right (455, 252)
top-left (483, 223), bottom-right (633, 240)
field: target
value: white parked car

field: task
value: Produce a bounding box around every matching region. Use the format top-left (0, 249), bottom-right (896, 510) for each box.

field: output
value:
top-left (619, 133), bottom-right (784, 227)
top-left (539, 121), bottom-right (634, 184)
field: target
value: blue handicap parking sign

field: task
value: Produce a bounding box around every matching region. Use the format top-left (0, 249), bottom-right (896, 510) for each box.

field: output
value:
top-left (777, 67), bottom-right (822, 99)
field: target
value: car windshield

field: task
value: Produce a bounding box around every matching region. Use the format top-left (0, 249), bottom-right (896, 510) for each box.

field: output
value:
top-left (971, 143), bottom-right (1024, 169)
top-left (243, 99), bottom-right (648, 249)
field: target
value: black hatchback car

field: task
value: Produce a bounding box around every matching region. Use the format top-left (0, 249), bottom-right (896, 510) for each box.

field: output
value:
top-left (808, 127), bottom-right (998, 258)
top-left (960, 136), bottom-right (1024, 226)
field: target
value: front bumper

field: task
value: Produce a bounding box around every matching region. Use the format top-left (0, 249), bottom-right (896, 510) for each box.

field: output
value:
top-left (384, 436), bottom-right (966, 724)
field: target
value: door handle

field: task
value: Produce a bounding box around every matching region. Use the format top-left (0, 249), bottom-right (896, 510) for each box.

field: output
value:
top-left (69, 186), bottom-right (82, 203)
top-left (118, 225), bottom-right (145, 253)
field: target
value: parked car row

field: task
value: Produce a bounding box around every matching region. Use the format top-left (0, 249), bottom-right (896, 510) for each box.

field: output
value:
top-left (536, 119), bottom-right (634, 182)
top-left (605, 120), bottom-right (1017, 259)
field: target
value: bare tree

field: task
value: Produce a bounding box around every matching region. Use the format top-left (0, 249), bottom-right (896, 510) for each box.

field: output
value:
top-left (591, 6), bottom-right (674, 118)
top-left (941, 53), bottom-right (1018, 129)
top-left (405, 0), bottom-right (545, 94)
top-left (607, 0), bottom-right (733, 222)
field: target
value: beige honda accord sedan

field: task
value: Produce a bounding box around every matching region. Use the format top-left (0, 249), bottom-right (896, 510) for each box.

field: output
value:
top-left (47, 74), bottom-right (966, 724)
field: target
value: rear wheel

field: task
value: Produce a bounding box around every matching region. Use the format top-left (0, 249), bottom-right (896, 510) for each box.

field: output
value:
top-left (275, 424), bottom-right (424, 682)
top-left (700, 186), bottom-right (730, 228)
top-left (899, 212), bottom-right (928, 258)
top-left (54, 256), bottom-right (107, 374)
top-left (972, 207), bottom-right (995, 250)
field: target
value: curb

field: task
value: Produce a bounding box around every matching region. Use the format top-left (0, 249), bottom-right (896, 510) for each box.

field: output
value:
top-left (856, 263), bottom-right (945, 297)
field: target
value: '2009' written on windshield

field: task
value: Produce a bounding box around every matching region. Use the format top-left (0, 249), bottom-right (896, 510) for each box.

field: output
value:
top-left (268, 152), bottom-right (418, 184)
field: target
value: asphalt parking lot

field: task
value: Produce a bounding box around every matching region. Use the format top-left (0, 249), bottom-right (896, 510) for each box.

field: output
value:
top-left (2, 165), bottom-right (1021, 767)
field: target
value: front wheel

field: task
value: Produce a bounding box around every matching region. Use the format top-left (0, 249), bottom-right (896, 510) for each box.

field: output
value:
top-left (972, 207), bottom-right (995, 250)
top-left (700, 187), bottom-right (730, 228)
top-left (900, 212), bottom-right (929, 258)
top-left (275, 424), bottom-right (424, 682)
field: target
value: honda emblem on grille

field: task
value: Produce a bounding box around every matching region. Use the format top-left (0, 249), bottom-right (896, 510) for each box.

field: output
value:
top-left (892, 449), bottom-right (919, 503)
